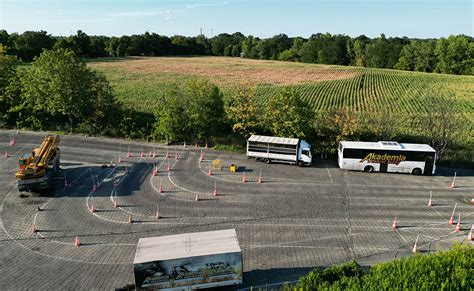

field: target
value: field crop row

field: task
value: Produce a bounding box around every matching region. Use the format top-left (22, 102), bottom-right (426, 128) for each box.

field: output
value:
top-left (255, 69), bottom-right (474, 114)
top-left (91, 57), bottom-right (474, 116)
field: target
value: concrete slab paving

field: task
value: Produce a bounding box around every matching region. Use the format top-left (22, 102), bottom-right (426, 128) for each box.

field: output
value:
top-left (0, 130), bottom-right (472, 289)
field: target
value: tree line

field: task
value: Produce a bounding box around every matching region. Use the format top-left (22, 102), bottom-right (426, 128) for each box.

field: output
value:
top-left (0, 30), bottom-right (472, 75)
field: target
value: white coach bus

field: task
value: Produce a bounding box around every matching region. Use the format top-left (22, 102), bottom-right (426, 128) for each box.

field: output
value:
top-left (338, 141), bottom-right (436, 175)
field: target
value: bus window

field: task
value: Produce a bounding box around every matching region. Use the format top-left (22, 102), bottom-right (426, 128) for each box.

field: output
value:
top-left (302, 150), bottom-right (310, 157)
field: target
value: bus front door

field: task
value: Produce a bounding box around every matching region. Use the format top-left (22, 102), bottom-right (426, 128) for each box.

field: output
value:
top-left (424, 156), bottom-right (434, 175)
top-left (380, 163), bottom-right (388, 173)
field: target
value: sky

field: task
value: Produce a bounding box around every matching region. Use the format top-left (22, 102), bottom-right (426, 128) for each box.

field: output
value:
top-left (0, 0), bottom-right (472, 38)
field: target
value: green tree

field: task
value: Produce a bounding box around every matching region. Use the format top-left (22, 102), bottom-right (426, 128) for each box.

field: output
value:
top-left (352, 37), bottom-right (368, 67)
top-left (186, 79), bottom-right (225, 140)
top-left (360, 109), bottom-right (400, 141)
top-left (154, 79), bottom-right (225, 142)
top-left (264, 88), bottom-right (313, 138)
top-left (10, 30), bottom-right (56, 61)
top-left (153, 86), bottom-right (190, 143)
top-left (315, 108), bottom-right (361, 155)
top-left (278, 49), bottom-right (298, 61)
top-left (241, 35), bottom-right (260, 59)
top-left (226, 86), bottom-right (261, 137)
top-left (395, 42), bottom-right (416, 71)
top-left (414, 40), bottom-right (437, 72)
top-left (435, 35), bottom-right (473, 75)
top-left (417, 92), bottom-right (470, 159)
top-left (0, 44), bottom-right (20, 126)
top-left (394, 56), bottom-right (412, 71)
top-left (9, 49), bottom-right (119, 132)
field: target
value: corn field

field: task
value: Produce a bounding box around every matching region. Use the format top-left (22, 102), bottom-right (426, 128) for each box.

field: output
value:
top-left (90, 57), bottom-right (474, 116)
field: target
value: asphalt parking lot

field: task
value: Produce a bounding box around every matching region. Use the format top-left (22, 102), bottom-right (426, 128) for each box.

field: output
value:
top-left (0, 130), bottom-right (472, 289)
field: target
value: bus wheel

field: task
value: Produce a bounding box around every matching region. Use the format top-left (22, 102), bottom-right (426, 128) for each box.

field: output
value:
top-left (297, 161), bottom-right (304, 167)
top-left (264, 158), bottom-right (271, 164)
top-left (412, 168), bottom-right (422, 175)
top-left (364, 165), bottom-right (374, 173)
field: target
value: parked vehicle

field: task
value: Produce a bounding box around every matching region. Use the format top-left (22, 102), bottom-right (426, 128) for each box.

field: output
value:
top-left (247, 135), bottom-right (312, 166)
top-left (15, 134), bottom-right (60, 192)
top-left (133, 229), bottom-right (242, 289)
top-left (338, 141), bottom-right (436, 175)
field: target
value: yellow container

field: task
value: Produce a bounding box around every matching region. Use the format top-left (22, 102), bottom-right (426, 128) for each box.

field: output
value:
top-left (230, 164), bottom-right (236, 172)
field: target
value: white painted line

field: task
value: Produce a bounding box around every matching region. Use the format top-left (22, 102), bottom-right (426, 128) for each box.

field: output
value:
top-left (324, 160), bottom-right (334, 184)
top-left (1, 182), bottom-right (132, 265)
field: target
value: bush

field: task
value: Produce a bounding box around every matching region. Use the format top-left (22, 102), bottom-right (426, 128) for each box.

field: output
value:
top-left (297, 245), bottom-right (473, 290)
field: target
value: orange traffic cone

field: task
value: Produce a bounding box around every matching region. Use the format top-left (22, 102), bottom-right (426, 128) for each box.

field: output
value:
top-left (258, 175), bottom-right (262, 183)
top-left (4, 151), bottom-right (8, 158)
top-left (167, 165), bottom-right (171, 172)
top-left (454, 213), bottom-right (461, 232)
top-left (159, 183), bottom-right (164, 193)
top-left (183, 142), bottom-right (187, 148)
top-left (450, 172), bottom-right (457, 189)
top-left (213, 181), bottom-right (218, 196)
top-left (140, 151), bottom-right (144, 158)
top-left (32, 224), bottom-right (38, 233)
top-left (127, 151), bottom-right (131, 158)
top-left (195, 193), bottom-right (200, 202)
top-left (391, 217), bottom-right (398, 230)
top-left (412, 235), bottom-right (419, 254)
top-left (148, 151), bottom-right (152, 157)
top-left (205, 142), bottom-right (208, 149)
top-left (128, 214), bottom-right (133, 224)
top-left (155, 209), bottom-right (160, 220)
top-left (9, 138), bottom-right (15, 146)
top-left (113, 198), bottom-right (118, 208)
top-left (152, 169), bottom-right (156, 176)
top-left (74, 236), bottom-right (81, 247)
top-left (467, 225), bottom-right (473, 241)
top-left (448, 203), bottom-right (457, 225)
top-left (207, 168), bottom-right (212, 176)
top-left (427, 191), bottom-right (432, 207)
top-left (242, 173), bottom-right (247, 183)
top-left (90, 204), bottom-right (96, 213)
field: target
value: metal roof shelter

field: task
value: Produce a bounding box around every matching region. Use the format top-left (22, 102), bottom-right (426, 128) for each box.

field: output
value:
top-left (248, 135), bottom-right (299, 146)
top-left (340, 141), bottom-right (436, 152)
top-left (134, 229), bottom-right (241, 264)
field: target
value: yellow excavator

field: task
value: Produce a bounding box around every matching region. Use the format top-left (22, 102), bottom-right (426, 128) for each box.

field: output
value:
top-left (15, 134), bottom-right (61, 192)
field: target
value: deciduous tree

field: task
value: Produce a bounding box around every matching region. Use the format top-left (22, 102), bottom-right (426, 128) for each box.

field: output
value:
top-left (227, 86), bottom-right (261, 137)
top-left (418, 92), bottom-right (470, 159)
top-left (264, 88), bottom-right (313, 138)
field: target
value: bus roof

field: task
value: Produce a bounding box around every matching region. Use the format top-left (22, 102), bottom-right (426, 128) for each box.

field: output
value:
top-left (340, 141), bottom-right (436, 152)
top-left (248, 135), bottom-right (299, 145)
